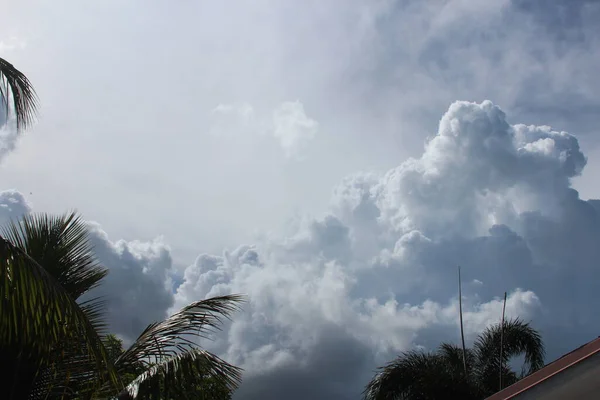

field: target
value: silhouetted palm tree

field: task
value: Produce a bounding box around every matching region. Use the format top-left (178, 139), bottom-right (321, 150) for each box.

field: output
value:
top-left (364, 319), bottom-right (545, 400)
top-left (0, 212), bottom-right (243, 399)
top-left (111, 294), bottom-right (243, 400)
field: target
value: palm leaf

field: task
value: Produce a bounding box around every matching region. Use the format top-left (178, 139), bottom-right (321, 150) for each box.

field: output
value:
top-left (79, 296), bottom-right (110, 336)
top-left (0, 236), bottom-right (118, 399)
top-left (115, 295), bottom-right (244, 372)
top-left (472, 318), bottom-right (544, 395)
top-left (118, 348), bottom-right (242, 400)
top-left (0, 212), bottom-right (118, 399)
top-left (473, 318), bottom-right (545, 375)
top-left (1, 211), bottom-right (108, 300)
top-left (438, 342), bottom-right (477, 376)
top-left (364, 319), bottom-right (544, 400)
top-left (110, 295), bottom-right (245, 400)
top-left (363, 350), bottom-right (477, 400)
top-left (27, 298), bottom-right (115, 399)
top-left (0, 56), bottom-right (38, 131)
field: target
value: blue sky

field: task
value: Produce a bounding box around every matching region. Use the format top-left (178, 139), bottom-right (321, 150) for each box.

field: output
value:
top-left (2, 1), bottom-right (600, 399)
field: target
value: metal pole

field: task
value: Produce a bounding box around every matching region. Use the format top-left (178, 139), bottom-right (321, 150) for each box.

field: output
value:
top-left (458, 266), bottom-right (467, 375)
top-left (499, 291), bottom-right (507, 391)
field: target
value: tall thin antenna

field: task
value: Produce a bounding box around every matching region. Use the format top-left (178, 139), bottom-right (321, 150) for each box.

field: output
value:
top-left (499, 291), bottom-right (507, 391)
top-left (458, 266), bottom-right (467, 375)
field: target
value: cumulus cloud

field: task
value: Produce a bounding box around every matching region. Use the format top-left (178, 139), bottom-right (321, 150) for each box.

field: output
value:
top-left (82, 225), bottom-right (175, 343)
top-left (0, 189), bottom-right (31, 225)
top-left (210, 100), bottom-right (318, 158)
top-left (2, 100), bottom-right (599, 399)
top-left (168, 100), bottom-right (597, 399)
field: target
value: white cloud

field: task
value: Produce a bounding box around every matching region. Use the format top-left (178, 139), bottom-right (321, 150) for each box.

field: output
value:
top-left (272, 101), bottom-right (319, 158)
top-left (210, 103), bottom-right (256, 137)
top-left (210, 100), bottom-right (318, 159)
top-left (0, 36), bottom-right (27, 54)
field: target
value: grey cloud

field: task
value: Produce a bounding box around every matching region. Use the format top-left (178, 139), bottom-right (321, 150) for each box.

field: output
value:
top-left (83, 224), bottom-right (175, 343)
top-left (0, 189), bottom-right (31, 225)
top-left (512, 0), bottom-right (600, 42)
top-left (234, 326), bottom-right (374, 400)
top-left (360, 0), bottom-right (600, 153)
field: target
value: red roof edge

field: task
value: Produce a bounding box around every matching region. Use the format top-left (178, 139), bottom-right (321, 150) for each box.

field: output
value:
top-left (485, 336), bottom-right (600, 400)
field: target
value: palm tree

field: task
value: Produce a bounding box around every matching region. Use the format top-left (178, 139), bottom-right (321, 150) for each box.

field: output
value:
top-left (0, 56), bottom-right (38, 132)
top-left (0, 213), bottom-right (116, 399)
top-left (364, 319), bottom-right (545, 400)
top-left (0, 211), bottom-right (243, 399)
top-left (102, 334), bottom-right (236, 399)
top-left (111, 295), bottom-right (243, 400)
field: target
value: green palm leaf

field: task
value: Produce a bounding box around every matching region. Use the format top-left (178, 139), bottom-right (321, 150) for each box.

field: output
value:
top-left (0, 212), bottom-right (118, 399)
top-left (473, 318), bottom-right (545, 374)
top-left (118, 348), bottom-right (242, 400)
top-left (0, 56), bottom-right (38, 131)
top-left (364, 319), bottom-right (545, 399)
top-left (116, 295), bottom-right (244, 372)
top-left (1, 211), bottom-right (108, 300)
top-left (363, 349), bottom-right (478, 400)
top-left (0, 236), bottom-right (117, 399)
top-left (111, 295), bottom-right (245, 399)
top-left (472, 318), bottom-right (545, 394)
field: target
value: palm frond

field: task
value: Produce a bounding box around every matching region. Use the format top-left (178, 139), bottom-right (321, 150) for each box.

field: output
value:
top-left (472, 318), bottom-right (544, 395)
top-left (0, 236), bottom-right (118, 399)
top-left (118, 348), bottom-right (242, 400)
top-left (30, 335), bottom-right (111, 400)
top-left (29, 298), bottom-right (113, 399)
top-left (115, 295), bottom-right (244, 372)
top-left (0, 56), bottom-right (38, 131)
top-left (438, 342), bottom-right (476, 374)
top-left (1, 211), bottom-right (108, 300)
top-left (364, 319), bottom-right (544, 400)
top-left (473, 318), bottom-right (545, 375)
top-left (79, 296), bottom-right (109, 336)
top-left (363, 350), bottom-right (477, 400)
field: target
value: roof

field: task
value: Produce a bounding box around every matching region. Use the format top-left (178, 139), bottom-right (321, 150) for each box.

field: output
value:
top-left (486, 336), bottom-right (600, 400)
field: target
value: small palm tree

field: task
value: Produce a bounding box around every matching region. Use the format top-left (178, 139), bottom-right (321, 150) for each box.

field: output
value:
top-left (0, 212), bottom-right (243, 399)
top-left (0, 213), bottom-right (116, 399)
top-left (0, 56), bottom-right (38, 131)
top-left (364, 319), bottom-right (545, 400)
top-left (111, 295), bottom-right (243, 400)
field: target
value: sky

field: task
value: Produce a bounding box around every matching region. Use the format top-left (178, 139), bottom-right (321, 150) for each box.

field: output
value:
top-left (2, 0), bottom-right (600, 399)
